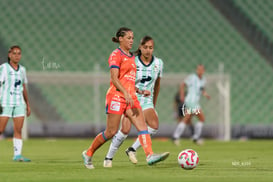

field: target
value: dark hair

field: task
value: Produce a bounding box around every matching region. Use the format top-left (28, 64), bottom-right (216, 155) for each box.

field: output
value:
top-left (135, 35), bottom-right (153, 56)
top-left (8, 45), bottom-right (21, 61)
top-left (112, 27), bottom-right (132, 43)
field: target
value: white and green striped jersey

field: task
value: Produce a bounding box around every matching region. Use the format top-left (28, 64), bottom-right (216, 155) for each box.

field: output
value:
top-left (135, 55), bottom-right (163, 107)
top-left (0, 62), bottom-right (28, 106)
top-left (184, 73), bottom-right (206, 105)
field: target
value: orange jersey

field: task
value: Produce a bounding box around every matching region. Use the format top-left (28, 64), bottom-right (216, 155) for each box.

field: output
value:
top-left (107, 48), bottom-right (136, 97)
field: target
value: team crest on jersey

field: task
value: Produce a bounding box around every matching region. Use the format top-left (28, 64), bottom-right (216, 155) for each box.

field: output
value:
top-left (110, 101), bottom-right (121, 111)
top-left (154, 65), bottom-right (159, 72)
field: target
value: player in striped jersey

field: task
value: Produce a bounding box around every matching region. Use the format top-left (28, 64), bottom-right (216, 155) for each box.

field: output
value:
top-left (104, 36), bottom-right (164, 167)
top-left (172, 64), bottom-right (210, 146)
top-left (0, 45), bottom-right (31, 162)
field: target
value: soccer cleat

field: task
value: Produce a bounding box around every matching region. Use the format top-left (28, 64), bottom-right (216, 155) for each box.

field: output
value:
top-left (13, 155), bottom-right (31, 162)
top-left (173, 139), bottom-right (180, 146)
top-left (125, 147), bottom-right (138, 164)
top-left (146, 152), bottom-right (170, 165)
top-left (103, 158), bottom-right (113, 168)
top-left (82, 150), bottom-right (94, 169)
top-left (193, 139), bottom-right (204, 146)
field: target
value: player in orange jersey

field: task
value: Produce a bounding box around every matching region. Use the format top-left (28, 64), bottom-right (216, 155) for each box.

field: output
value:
top-left (103, 36), bottom-right (164, 167)
top-left (82, 27), bottom-right (169, 169)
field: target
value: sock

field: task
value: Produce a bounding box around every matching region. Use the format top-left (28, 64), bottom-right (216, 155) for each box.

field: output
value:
top-left (147, 126), bottom-right (158, 136)
top-left (132, 126), bottom-right (158, 151)
top-left (105, 130), bottom-right (128, 159)
top-left (138, 130), bottom-right (153, 157)
top-left (13, 138), bottom-right (22, 156)
top-left (173, 122), bottom-right (186, 139)
top-left (86, 131), bottom-right (108, 157)
top-left (193, 121), bottom-right (204, 140)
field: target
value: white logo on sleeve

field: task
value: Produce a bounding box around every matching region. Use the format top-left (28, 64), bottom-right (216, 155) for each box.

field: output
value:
top-left (110, 101), bottom-right (121, 111)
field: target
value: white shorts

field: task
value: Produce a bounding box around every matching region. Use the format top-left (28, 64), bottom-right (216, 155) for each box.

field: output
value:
top-left (0, 105), bottom-right (26, 118)
top-left (184, 101), bottom-right (201, 115)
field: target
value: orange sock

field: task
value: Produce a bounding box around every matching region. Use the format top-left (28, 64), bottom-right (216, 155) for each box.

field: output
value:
top-left (138, 130), bottom-right (153, 157)
top-left (86, 132), bottom-right (108, 157)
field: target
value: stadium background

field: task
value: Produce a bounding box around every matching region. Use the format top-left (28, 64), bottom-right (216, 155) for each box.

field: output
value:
top-left (0, 0), bottom-right (272, 138)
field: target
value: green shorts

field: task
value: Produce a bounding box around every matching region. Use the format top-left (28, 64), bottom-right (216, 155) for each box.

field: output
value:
top-left (0, 105), bottom-right (26, 118)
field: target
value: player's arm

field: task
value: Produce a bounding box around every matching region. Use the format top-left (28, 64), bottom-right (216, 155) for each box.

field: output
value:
top-left (153, 77), bottom-right (161, 107)
top-left (179, 82), bottom-right (186, 102)
top-left (23, 84), bottom-right (31, 116)
top-left (110, 68), bottom-right (134, 106)
top-left (201, 87), bottom-right (210, 100)
top-left (135, 87), bottom-right (151, 97)
top-left (0, 65), bottom-right (5, 86)
top-left (0, 66), bottom-right (5, 114)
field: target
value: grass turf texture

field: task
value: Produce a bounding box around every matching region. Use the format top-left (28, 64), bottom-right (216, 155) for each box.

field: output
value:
top-left (0, 138), bottom-right (272, 182)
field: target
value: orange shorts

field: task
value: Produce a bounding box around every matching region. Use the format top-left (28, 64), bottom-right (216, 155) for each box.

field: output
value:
top-left (105, 93), bottom-right (141, 115)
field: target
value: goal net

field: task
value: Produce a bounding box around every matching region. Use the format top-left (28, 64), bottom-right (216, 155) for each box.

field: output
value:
top-left (23, 70), bottom-right (230, 140)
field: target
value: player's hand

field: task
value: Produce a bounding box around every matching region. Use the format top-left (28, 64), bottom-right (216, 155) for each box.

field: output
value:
top-left (124, 91), bottom-right (134, 107)
top-left (204, 92), bottom-right (210, 100)
top-left (26, 105), bottom-right (31, 117)
top-left (143, 90), bottom-right (151, 97)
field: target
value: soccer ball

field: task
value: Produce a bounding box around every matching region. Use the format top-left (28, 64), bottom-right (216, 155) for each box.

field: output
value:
top-left (177, 149), bottom-right (199, 169)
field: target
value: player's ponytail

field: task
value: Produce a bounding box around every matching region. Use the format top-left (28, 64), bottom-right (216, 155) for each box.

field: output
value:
top-left (112, 37), bottom-right (119, 43)
top-left (112, 27), bottom-right (132, 43)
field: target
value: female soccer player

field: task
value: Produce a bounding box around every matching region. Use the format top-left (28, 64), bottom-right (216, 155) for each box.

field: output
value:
top-left (172, 64), bottom-right (210, 146)
top-left (0, 45), bottom-right (31, 162)
top-left (82, 28), bottom-right (169, 169)
top-left (103, 35), bottom-right (164, 167)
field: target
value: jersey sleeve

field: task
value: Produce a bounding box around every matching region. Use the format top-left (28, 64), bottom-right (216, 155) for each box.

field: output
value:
top-left (184, 74), bottom-right (193, 86)
top-left (108, 50), bottom-right (121, 69)
top-left (158, 59), bottom-right (164, 78)
top-left (21, 66), bottom-right (28, 84)
top-left (0, 65), bottom-right (6, 85)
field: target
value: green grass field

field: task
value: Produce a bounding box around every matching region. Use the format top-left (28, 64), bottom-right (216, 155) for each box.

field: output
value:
top-left (0, 138), bottom-right (272, 182)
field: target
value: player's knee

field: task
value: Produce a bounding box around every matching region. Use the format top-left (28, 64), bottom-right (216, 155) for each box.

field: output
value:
top-left (199, 116), bottom-right (205, 122)
top-left (14, 129), bottom-right (22, 136)
top-left (105, 129), bottom-right (119, 139)
top-left (147, 118), bottom-right (159, 130)
top-left (120, 128), bottom-right (130, 135)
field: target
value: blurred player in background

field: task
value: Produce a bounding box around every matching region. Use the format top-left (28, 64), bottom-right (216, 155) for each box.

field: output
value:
top-left (0, 45), bottom-right (31, 162)
top-left (103, 35), bottom-right (164, 167)
top-left (82, 28), bottom-right (169, 169)
top-left (172, 64), bottom-right (210, 146)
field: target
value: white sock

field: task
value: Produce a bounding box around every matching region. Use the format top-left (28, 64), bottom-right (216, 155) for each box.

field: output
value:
top-left (173, 122), bottom-right (186, 139)
top-left (193, 121), bottom-right (204, 140)
top-left (131, 126), bottom-right (158, 151)
top-left (13, 138), bottom-right (22, 156)
top-left (105, 130), bottom-right (128, 159)
top-left (147, 126), bottom-right (158, 136)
